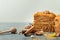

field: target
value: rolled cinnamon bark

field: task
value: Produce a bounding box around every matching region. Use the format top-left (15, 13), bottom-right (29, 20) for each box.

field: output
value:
top-left (24, 26), bottom-right (34, 35)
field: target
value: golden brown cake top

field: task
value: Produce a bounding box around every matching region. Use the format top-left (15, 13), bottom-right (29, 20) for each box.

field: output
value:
top-left (34, 10), bottom-right (56, 18)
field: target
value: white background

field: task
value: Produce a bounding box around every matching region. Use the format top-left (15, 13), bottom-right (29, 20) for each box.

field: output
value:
top-left (0, 0), bottom-right (60, 22)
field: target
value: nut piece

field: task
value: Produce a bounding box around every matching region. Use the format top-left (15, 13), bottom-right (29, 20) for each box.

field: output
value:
top-left (9, 27), bottom-right (17, 34)
top-left (25, 25), bottom-right (32, 29)
top-left (22, 29), bottom-right (27, 34)
top-left (35, 31), bottom-right (43, 35)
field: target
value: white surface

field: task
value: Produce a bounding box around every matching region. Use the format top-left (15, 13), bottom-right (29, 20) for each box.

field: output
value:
top-left (0, 0), bottom-right (60, 22)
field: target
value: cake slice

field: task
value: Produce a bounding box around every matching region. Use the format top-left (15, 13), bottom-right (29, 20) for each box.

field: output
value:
top-left (34, 10), bottom-right (56, 32)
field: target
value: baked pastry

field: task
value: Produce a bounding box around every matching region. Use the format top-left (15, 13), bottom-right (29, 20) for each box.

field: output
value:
top-left (34, 10), bottom-right (56, 32)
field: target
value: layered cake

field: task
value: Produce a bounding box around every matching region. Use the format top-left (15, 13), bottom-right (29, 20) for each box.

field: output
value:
top-left (33, 11), bottom-right (56, 32)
